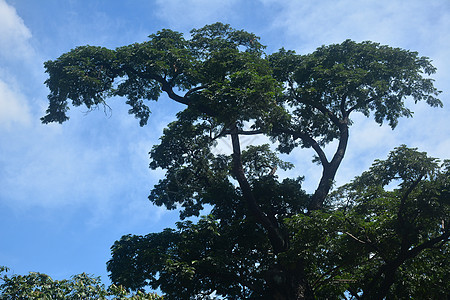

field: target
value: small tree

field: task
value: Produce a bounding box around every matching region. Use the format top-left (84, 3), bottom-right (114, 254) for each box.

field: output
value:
top-left (0, 266), bottom-right (162, 299)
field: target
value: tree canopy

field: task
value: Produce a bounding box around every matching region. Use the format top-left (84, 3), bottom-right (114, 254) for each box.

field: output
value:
top-left (41, 23), bottom-right (447, 299)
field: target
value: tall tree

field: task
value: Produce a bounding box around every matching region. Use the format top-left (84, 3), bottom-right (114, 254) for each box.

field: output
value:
top-left (42, 23), bottom-right (444, 299)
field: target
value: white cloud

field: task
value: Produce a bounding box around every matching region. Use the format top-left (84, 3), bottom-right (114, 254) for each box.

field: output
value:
top-left (261, 0), bottom-right (450, 53)
top-left (0, 0), bottom-right (36, 129)
top-left (0, 0), bottom-right (33, 59)
top-left (0, 79), bottom-right (31, 128)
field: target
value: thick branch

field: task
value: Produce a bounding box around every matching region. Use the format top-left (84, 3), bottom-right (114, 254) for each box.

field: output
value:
top-left (406, 230), bottom-right (450, 259)
top-left (291, 130), bottom-right (329, 167)
top-left (159, 77), bottom-right (190, 105)
top-left (230, 124), bottom-right (287, 253)
top-left (184, 84), bottom-right (208, 99)
top-left (271, 125), bottom-right (328, 166)
top-left (340, 94), bottom-right (348, 120)
top-left (237, 129), bottom-right (265, 135)
top-left (142, 72), bottom-right (207, 107)
top-left (151, 75), bottom-right (216, 116)
top-left (362, 227), bottom-right (449, 300)
top-left (347, 97), bottom-right (375, 115)
top-left (296, 95), bottom-right (341, 127)
top-left (398, 176), bottom-right (424, 253)
top-left (309, 124), bottom-right (349, 211)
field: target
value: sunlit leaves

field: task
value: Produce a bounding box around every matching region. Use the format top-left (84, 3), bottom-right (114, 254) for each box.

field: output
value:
top-left (42, 46), bottom-right (117, 124)
top-left (268, 40), bottom-right (442, 152)
top-left (0, 267), bottom-right (163, 299)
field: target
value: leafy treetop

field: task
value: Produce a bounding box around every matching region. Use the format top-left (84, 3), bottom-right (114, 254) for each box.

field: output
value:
top-left (41, 23), bottom-right (445, 300)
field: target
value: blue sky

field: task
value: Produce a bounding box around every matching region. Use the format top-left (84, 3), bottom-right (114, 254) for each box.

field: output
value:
top-left (0, 0), bottom-right (449, 285)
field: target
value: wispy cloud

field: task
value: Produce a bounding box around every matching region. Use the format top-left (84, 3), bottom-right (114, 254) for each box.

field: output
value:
top-left (0, 0), bottom-right (33, 59)
top-left (256, 0), bottom-right (450, 190)
top-left (0, 0), bottom-right (35, 129)
top-left (261, 0), bottom-right (450, 52)
top-left (0, 79), bottom-right (31, 128)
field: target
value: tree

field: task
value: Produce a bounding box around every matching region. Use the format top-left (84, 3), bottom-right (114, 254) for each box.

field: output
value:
top-left (42, 23), bottom-right (445, 299)
top-left (285, 146), bottom-right (449, 299)
top-left (0, 266), bottom-right (162, 299)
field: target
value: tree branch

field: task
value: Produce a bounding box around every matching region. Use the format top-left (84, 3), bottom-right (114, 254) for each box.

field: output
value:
top-left (230, 124), bottom-right (287, 253)
top-left (344, 231), bottom-right (368, 245)
top-left (287, 129), bottom-right (329, 166)
top-left (309, 123), bottom-right (349, 211)
top-left (406, 230), bottom-right (450, 259)
top-left (340, 94), bottom-right (348, 120)
top-left (347, 97), bottom-right (375, 115)
top-left (295, 95), bottom-right (342, 127)
top-left (159, 77), bottom-right (190, 105)
top-left (312, 264), bottom-right (343, 289)
top-left (397, 175), bottom-right (424, 254)
top-left (184, 84), bottom-right (208, 99)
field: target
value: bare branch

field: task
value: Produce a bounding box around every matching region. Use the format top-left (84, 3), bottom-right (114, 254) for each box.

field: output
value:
top-left (344, 231), bottom-right (367, 245)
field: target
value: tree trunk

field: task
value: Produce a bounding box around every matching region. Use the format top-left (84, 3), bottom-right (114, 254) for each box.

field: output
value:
top-left (360, 262), bottom-right (399, 300)
top-left (266, 261), bottom-right (315, 300)
top-left (309, 124), bottom-right (349, 211)
top-left (230, 125), bottom-right (288, 254)
top-left (229, 125), bottom-right (315, 298)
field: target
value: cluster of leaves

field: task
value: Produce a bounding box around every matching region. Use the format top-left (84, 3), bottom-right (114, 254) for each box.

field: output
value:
top-left (108, 146), bottom-right (449, 299)
top-left (41, 23), bottom-right (446, 299)
top-left (42, 23), bottom-right (280, 128)
top-left (0, 266), bottom-right (162, 299)
top-left (107, 216), bottom-right (272, 299)
top-left (285, 146), bottom-right (449, 299)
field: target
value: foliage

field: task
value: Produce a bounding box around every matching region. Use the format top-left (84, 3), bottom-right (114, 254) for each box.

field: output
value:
top-left (0, 267), bottom-right (163, 299)
top-left (285, 146), bottom-right (449, 299)
top-left (108, 215), bottom-right (274, 299)
top-left (41, 23), bottom-right (446, 299)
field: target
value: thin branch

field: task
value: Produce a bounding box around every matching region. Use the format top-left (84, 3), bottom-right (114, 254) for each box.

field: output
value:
top-left (312, 264), bottom-right (343, 289)
top-left (295, 95), bottom-right (342, 127)
top-left (348, 287), bottom-right (361, 300)
top-left (343, 217), bottom-right (385, 260)
top-left (184, 84), bottom-right (208, 99)
top-left (344, 231), bottom-right (368, 245)
top-left (347, 97), bottom-right (375, 115)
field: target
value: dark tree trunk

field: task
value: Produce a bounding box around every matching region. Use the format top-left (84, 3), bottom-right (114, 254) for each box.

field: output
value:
top-left (360, 262), bottom-right (400, 300)
top-left (266, 261), bottom-right (315, 300)
top-left (230, 125), bottom-right (287, 253)
top-left (361, 230), bottom-right (450, 300)
top-left (230, 125), bottom-right (315, 299)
